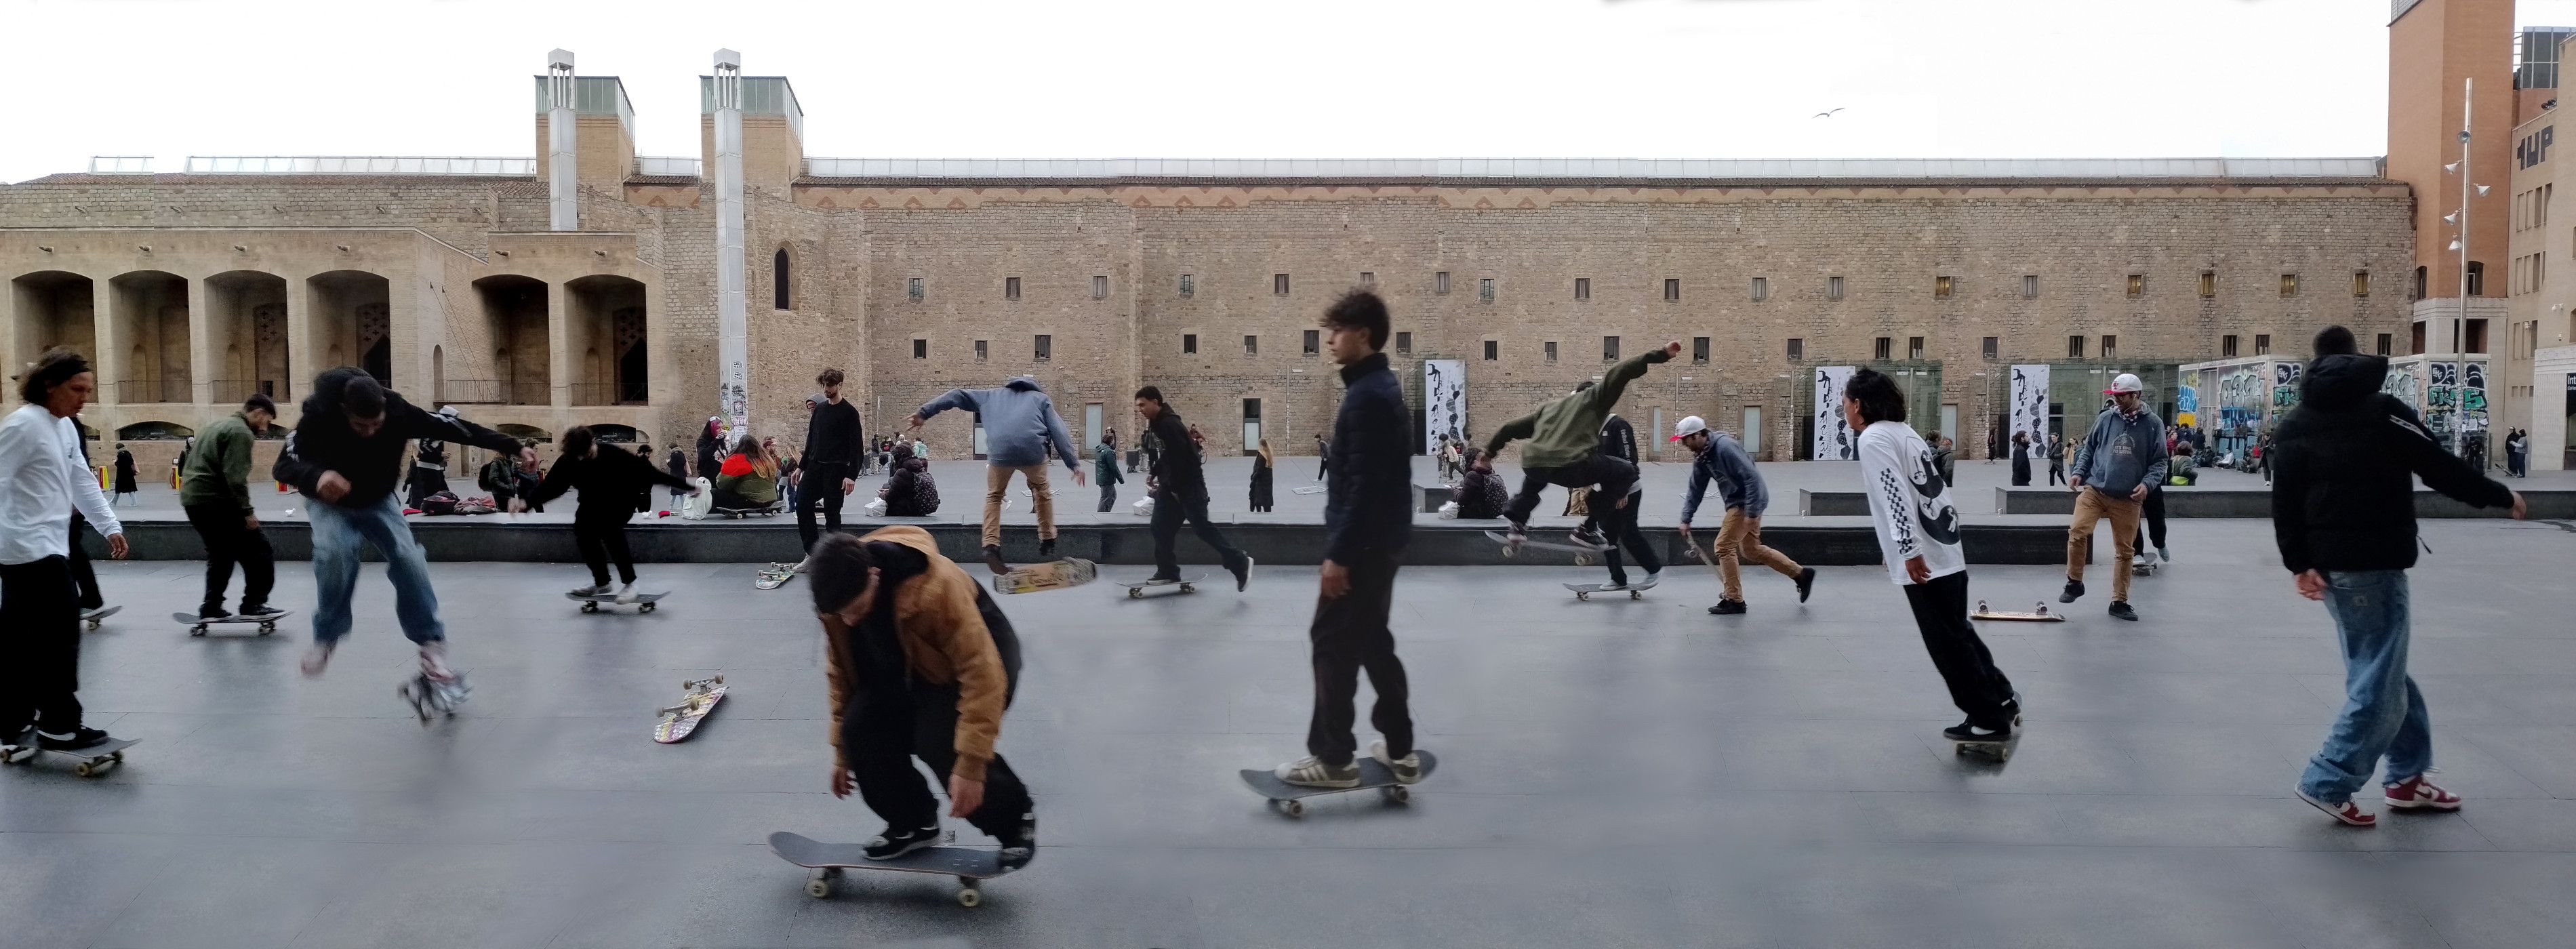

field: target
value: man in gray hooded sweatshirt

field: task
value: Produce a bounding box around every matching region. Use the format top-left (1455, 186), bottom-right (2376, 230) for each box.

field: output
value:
top-left (2061, 372), bottom-right (2168, 621)
top-left (910, 377), bottom-right (1087, 574)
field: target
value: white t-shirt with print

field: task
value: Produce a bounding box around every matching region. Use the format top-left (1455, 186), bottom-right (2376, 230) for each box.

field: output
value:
top-left (1856, 420), bottom-right (1967, 586)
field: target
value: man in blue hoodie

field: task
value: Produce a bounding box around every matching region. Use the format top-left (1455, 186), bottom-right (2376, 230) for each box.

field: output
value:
top-left (2061, 372), bottom-right (2168, 621)
top-left (1672, 416), bottom-right (1814, 615)
top-left (910, 376), bottom-right (1087, 574)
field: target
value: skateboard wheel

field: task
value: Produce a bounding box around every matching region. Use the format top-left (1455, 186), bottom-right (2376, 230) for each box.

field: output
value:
top-left (74, 762), bottom-right (93, 777)
top-left (260, 625), bottom-right (275, 636)
top-left (712, 674), bottom-right (723, 685)
top-left (581, 602), bottom-right (599, 613)
top-left (807, 879), bottom-right (830, 898)
top-left (1283, 799), bottom-right (1305, 818)
top-left (190, 627), bottom-right (207, 637)
top-left (640, 603), bottom-right (656, 613)
top-left (958, 887), bottom-right (982, 908)
top-left (1386, 785), bottom-right (1411, 804)
top-left (1128, 588), bottom-right (1143, 599)
top-left (1629, 590), bottom-right (1643, 600)
top-left (1575, 592), bottom-right (1589, 601)
top-left (1180, 584), bottom-right (1194, 593)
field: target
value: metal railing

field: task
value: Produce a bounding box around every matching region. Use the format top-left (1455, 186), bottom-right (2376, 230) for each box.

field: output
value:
top-left (635, 156), bottom-right (702, 178)
top-left (88, 156), bottom-right (152, 174)
top-left (434, 380), bottom-right (555, 405)
top-left (115, 380), bottom-right (190, 404)
top-left (801, 157), bottom-right (2389, 180)
top-left (207, 380), bottom-right (281, 403)
top-left (185, 156), bottom-right (535, 176)
top-left (567, 382), bottom-right (646, 407)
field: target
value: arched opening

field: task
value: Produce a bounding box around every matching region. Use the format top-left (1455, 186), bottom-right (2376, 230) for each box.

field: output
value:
top-left (430, 345), bottom-right (445, 404)
top-left (567, 275), bottom-right (647, 405)
top-left (206, 270), bottom-right (289, 403)
top-left (495, 423), bottom-right (552, 444)
top-left (470, 275), bottom-right (549, 405)
top-left (108, 270), bottom-right (192, 403)
top-left (308, 270), bottom-right (393, 390)
top-left (117, 420), bottom-right (195, 440)
top-left (584, 422), bottom-right (642, 444)
top-left (9, 270), bottom-right (98, 371)
top-left (773, 247), bottom-right (792, 310)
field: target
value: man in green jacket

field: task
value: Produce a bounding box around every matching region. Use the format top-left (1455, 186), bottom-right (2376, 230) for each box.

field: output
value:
top-left (178, 395), bottom-right (283, 621)
top-left (1093, 437), bottom-right (1124, 512)
top-left (1485, 340), bottom-right (1681, 548)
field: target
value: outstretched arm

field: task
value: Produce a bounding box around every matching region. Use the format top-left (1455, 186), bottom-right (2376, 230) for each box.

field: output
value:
top-left (1483, 412), bottom-right (1538, 458)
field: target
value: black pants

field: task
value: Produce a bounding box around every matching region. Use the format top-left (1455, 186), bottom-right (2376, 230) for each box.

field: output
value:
top-left (1599, 489), bottom-right (1662, 586)
top-left (799, 462), bottom-right (852, 555)
top-left (183, 502), bottom-right (275, 612)
top-left (2141, 488), bottom-right (2167, 552)
top-left (1504, 453), bottom-right (1637, 532)
top-left (1098, 481), bottom-right (1117, 512)
top-left (0, 557), bottom-right (84, 733)
top-left (1150, 491), bottom-right (1247, 580)
top-left (1899, 571), bottom-right (2017, 729)
top-left (849, 591), bottom-right (1031, 839)
top-left (573, 511), bottom-right (637, 586)
top-left (2047, 462), bottom-right (2065, 486)
top-left (67, 517), bottom-right (102, 611)
top-left (1306, 552), bottom-right (1411, 767)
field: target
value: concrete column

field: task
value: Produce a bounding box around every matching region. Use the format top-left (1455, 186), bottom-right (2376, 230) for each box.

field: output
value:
top-left (712, 49), bottom-right (750, 434)
top-left (187, 275), bottom-right (213, 404)
top-left (283, 271), bottom-right (312, 407)
top-left (548, 50), bottom-right (578, 232)
top-left (547, 280), bottom-right (571, 409)
top-left (94, 277), bottom-right (122, 406)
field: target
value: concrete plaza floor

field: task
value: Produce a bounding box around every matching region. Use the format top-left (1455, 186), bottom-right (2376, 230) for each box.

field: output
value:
top-left (7, 519), bottom-right (2576, 948)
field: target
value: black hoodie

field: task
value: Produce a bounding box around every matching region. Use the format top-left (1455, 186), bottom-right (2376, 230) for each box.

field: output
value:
top-left (2269, 353), bottom-right (2513, 574)
top-left (274, 367), bottom-right (524, 509)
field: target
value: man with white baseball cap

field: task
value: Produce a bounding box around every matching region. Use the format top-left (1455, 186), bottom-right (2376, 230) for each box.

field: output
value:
top-left (1672, 415), bottom-right (1814, 614)
top-left (2061, 372), bottom-right (2167, 621)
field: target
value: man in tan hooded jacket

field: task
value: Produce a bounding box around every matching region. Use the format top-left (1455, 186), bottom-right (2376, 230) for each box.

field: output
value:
top-left (810, 525), bottom-right (1033, 866)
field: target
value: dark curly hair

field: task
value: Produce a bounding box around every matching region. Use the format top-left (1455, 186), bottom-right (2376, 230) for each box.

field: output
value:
top-left (17, 347), bottom-right (91, 405)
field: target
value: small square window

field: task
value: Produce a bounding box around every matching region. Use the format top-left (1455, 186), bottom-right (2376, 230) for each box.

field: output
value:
top-left (1827, 276), bottom-right (1844, 302)
top-left (2222, 334), bottom-right (2239, 357)
top-left (1005, 276), bottom-right (1021, 300)
top-left (1663, 278), bottom-right (1681, 301)
top-left (1180, 274), bottom-right (1194, 298)
top-left (1544, 341), bottom-right (1558, 364)
top-left (1302, 329), bottom-right (1320, 356)
top-left (1034, 334), bottom-right (1051, 361)
top-left (1093, 275), bottom-right (1109, 300)
top-left (2375, 332), bottom-right (2392, 356)
top-left (1360, 271), bottom-right (1375, 286)
top-left (2100, 335), bottom-right (2116, 360)
top-left (1786, 338), bottom-right (1804, 361)
top-left (1183, 333), bottom-right (1198, 355)
top-left (1482, 340), bottom-right (1498, 361)
top-left (1692, 337), bottom-right (1710, 363)
top-left (2198, 270), bottom-right (2217, 298)
top-left (1478, 278), bottom-right (1495, 303)
top-left (1395, 331), bottom-right (1412, 355)
top-left (973, 340), bottom-right (988, 362)
top-left (2021, 275), bottom-right (2038, 299)
top-left (1603, 336), bottom-right (1620, 363)
top-left (1981, 336), bottom-right (1998, 360)
top-left (1873, 337), bottom-right (1892, 361)
top-left (1908, 336), bottom-right (1925, 361)
top-left (2127, 274), bottom-right (2145, 298)
top-left (2254, 334), bottom-right (2270, 355)
top-left (2068, 335), bottom-right (2086, 359)
top-left (1934, 275), bottom-right (1954, 300)
top-left (907, 277), bottom-right (924, 302)
top-left (912, 338), bottom-right (928, 359)
top-left (1574, 277), bottom-right (1590, 300)
top-left (2279, 273), bottom-right (2297, 298)
top-left (2354, 270), bottom-right (2371, 298)
top-left (1274, 273), bottom-right (1290, 296)
top-left (1436, 271), bottom-right (1451, 295)
top-left (1245, 334), bottom-right (1259, 356)
top-left (1751, 277), bottom-right (1769, 302)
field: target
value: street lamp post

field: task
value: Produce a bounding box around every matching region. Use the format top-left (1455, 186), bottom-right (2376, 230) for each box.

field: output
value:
top-left (2447, 77), bottom-right (2487, 458)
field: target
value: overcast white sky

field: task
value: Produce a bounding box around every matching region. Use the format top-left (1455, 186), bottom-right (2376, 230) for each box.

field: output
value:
top-left (12, 0), bottom-right (2576, 184)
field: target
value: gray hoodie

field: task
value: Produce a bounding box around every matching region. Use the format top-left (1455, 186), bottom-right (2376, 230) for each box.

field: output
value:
top-left (917, 377), bottom-right (1081, 471)
top-left (2070, 405), bottom-right (2169, 498)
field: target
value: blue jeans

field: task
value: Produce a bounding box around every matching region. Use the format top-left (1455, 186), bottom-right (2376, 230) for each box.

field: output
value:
top-left (308, 494), bottom-right (445, 647)
top-left (2299, 569), bottom-right (2432, 803)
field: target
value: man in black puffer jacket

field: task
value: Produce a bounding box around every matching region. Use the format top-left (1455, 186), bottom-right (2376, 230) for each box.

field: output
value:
top-left (2274, 325), bottom-right (2524, 828)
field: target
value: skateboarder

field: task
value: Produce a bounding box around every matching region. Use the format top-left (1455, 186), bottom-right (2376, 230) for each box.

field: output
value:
top-left (0, 348), bottom-right (131, 755)
top-left (1135, 385), bottom-right (1252, 590)
top-left (791, 370), bottom-right (864, 573)
top-left (908, 376), bottom-right (1087, 574)
top-left (1845, 368), bottom-right (2020, 746)
top-left (1274, 289), bottom-right (1420, 788)
top-left (1093, 437), bottom-right (1123, 512)
top-left (2275, 326), bottom-right (2524, 827)
top-left (275, 367), bottom-right (534, 680)
top-left (808, 527), bottom-right (1035, 869)
top-left (1671, 415), bottom-right (1814, 614)
top-left (1483, 340), bottom-right (1680, 549)
top-left (178, 394), bottom-right (284, 621)
top-left (2059, 372), bottom-right (2167, 621)
top-left (519, 425), bottom-right (697, 603)
top-left (1589, 399), bottom-right (1659, 592)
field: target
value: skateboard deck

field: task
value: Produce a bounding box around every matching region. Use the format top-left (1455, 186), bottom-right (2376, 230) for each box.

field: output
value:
top-left (755, 562), bottom-right (799, 590)
top-left (173, 610), bottom-right (293, 637)
top-left (1240, 750), bottom-right (1438, 817)
top-left (1564, 578), bottom-right (1658, 601)
top-left (653, 675), bottom-right (725, 743)
top-left (1484, 529), bottom-right (1613, 554)
top-left (1, 737), bottom-right (137, 778)
top-left (994, 557), bottom-right (1098, 594)
top-left (2131, 557), bottom-right (2159, 576)
top-left (81, 605), bottom-right (121, 630)
top-left (567, 590), bottom-right (668, 613)
top-left (1292, 485), bottom-right (1327, 495)
top-left (1950, 735), bottom-right (2018, 761)
top-left (1118, 574), bottom-right (1206, 599)
top-left (767, 831), bottom-right (1011, 906)
top-left (1971, 600), bottom-right (2066, 622)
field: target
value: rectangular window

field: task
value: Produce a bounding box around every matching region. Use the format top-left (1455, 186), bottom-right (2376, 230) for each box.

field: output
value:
top-left (907, 277), bottom-right (924, 302)
top-left (1093, 275), bottom-right (1108, 300)
top-left (1751, 277), bottom-right (1769, 302)
top-left (2127, 274), bottom-right (2145, 298)
top-left (1828, 276), bottom-right (1845, 301)
top-left (1183, 333), bottom-right (1197, 355)
top-left (2255, 334), bottom-right (2271, 355)
top-left (2411, 321), bottom-right (2427, 355)
top-left (2222, 334), bottom-right (2239, 357)
top-left (1302, 329), bottom-right (1320, 356)
top-left (2068, 335), bottom-right (2086, 359)
top-left (1908, 336), bottom-right (1925, 361)
top-left (1436, 271), bottom-right (1451, 295)
top-left (2280, 273), bottom-right (2298, 298)
top-left (2100, 335), bottom-right (2116, 360)
top-left (1034, 335), bottom-right (1051, 361)
top-left (2375, 332), bottom-right (2392, 356)
top-left (1478, 278), bottom-right (1495, 303)
top-left (2468, 317), bottom-right (2489, 353)
top-left (1934, 275), bottom-right (1954, 300)
top-left (1005, 276), bottom-right (1021, 300)
top-left (1873, 337), bottom-right (1892, 361)
top-left (1274, 273), bottom-right (1290, 295)
top-left (1603, 336), bottom-right (1620, 363)
top-left (1574, 277), bottom-right (1590, 300)
top-left (1395, 331), bottom-right (1411, 355)
top-left (1786, 338), bottom-right (1804, 361)
top-left (2198, 270), bottom-right (2216, 298)
top-left (1981, 336), bottom-right (1998, 360)
top-left (1360, 271), bottom-right (1375, 286)
top-left (1180, 273), bottom-right (1194, 298)
top-left (2022, 275), bottom-right (2038, 299)
top-left (1245, 334), bottom-right (1259, 356)
top-left (974, 340), bottom-right (988, 362)
top-left (1693, 336), bottom-right (1710, 363)
top-left (1664, 278), bottom-right (1681, 301)
top-left (2353, 270), bottom-right (2369, 298)
top-left (1544, 341), bottom-right (1558, 364)
top-left (912, 338), bottom-right (927, 359)
top-left (1483, 340), bottom-right (1498, 361)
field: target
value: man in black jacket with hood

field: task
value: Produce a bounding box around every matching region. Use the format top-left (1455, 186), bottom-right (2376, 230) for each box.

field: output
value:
top-left (2275, 326), bottom-right (2524, 828)
top-left (518, 425), bottom-right (696, 604)
top-left (275, 367), bottom-right (533, 687)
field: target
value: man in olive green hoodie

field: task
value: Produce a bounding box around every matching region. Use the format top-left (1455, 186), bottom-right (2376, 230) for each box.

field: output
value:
top-left (1485, 340), bottom-right (1681, 548)
top-left (178, 395), bottom-right (281, 621)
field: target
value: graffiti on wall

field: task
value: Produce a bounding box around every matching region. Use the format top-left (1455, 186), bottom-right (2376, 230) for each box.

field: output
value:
top-left (2380, 364), bottom-right (2421, 409)
top-left (2426, 361), bottom-right (2490, 440)
top-left (2175, 370), bottom-right (2199, 428)
top-left (2272, 361), bottom-right (2303, 409)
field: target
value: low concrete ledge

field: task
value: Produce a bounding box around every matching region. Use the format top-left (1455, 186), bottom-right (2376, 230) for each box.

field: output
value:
top-left (1795, 489), bottom-right (1870, 517)
top-left (1996, 486), bottom-right (2575, 519)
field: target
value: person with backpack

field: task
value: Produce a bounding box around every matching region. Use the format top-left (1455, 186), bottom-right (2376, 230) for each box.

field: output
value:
top-left (880, 453), bottom-right (940, 517)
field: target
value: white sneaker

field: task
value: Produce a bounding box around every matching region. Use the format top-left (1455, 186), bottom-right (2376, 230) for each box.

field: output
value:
top-left (569, 583), bottom-right (611, 597)
top-left (1598, 580), bottom-right (1629, 592)
top-left (1272, 755), bottom-right (1361, 788)
top-left (300, 640), bottom-right (336, 677)
top-left (2158, 547), bottom-right (2173, 564)
top-left (1638, 571), bottom-right (1660, 588)
top-left (790, 558), bottom-right (811, 574)
top-left (615, 582), bottom-right (639, 605)
top-left (1370, 740), bottom-right (1424, 784)
top-left (417, 641), bottom-right (457, 683)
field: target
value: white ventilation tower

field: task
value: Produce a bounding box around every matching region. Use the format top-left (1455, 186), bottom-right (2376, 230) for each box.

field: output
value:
top-left (546, 49), bottom-right (578, 231)
top-left (711, 49), bottom-right (750, 434)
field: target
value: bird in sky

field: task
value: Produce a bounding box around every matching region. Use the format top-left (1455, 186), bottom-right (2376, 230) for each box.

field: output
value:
top-left (1813, 108), bottom-right (1845, 119)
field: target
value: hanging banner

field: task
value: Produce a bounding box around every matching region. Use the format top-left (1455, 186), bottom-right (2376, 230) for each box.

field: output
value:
top-left (1423, 359), bottom-right (1466, 455)
top-left (1812, 365), bottom-right (1857, 460)
top-left (2008, 363), bottom-right (2051, 451)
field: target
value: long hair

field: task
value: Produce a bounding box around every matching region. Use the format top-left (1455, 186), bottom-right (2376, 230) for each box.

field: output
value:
top-left (735, 432), bottom-right (776, 478)
top-left (1258, 438), bottom-right (1273, 467)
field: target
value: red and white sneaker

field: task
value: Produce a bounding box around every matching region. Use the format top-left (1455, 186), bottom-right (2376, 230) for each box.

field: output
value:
top-left (2295, 788), bottom-right (2377, 827)
top-left (2384, 775), bottom-right (2463, 811)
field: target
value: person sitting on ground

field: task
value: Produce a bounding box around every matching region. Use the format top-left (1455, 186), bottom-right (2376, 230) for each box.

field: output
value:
top-left (1453, 447), bottom-right (1509, 519)
top-left (712, 433), bottom-right (782, 512)
top-left (881, 453), bottom-right (940, 517)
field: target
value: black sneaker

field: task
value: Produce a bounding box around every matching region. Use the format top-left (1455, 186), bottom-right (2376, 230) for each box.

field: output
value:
top-left (1943, 719), bottom-right (2015, 742)
top-left (997, 812), bottom-right (1038, 870)
top-left (197, 605), bottom-right (231, 621)
top-left (235, 604), bottom-right (285, 619)
top-left (35, 727), bottom-right (114, 751)
top-left (1794, 567), bottom-right (1817, 603)
top-left (2108, 601), bottom-right (2138, 622)
top-left (1569, 525), bottom-right (1609, 548)
top-left (1038, 537), bottom-right (1057, 559)
top-left (2059, 580), bottom-right (2086, 603)
top-left (1708, 599), bottom-right (1748, 615)
top-left (863, 824), bottom-right (942, 861)
top-left (1231, 554), bottom-right (1254, 592)
top-left (982, 545), bottom-right (1007, 576)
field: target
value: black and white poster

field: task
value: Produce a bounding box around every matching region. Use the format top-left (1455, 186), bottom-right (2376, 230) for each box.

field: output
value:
top-left (1813, 365), bottom-right (1857, 460)
top-left (2009, 363), bottom-right (2051, 450)
top-left (1424, 359), bottom-right (1466, 455)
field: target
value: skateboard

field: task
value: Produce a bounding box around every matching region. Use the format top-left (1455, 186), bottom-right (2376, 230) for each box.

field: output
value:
top-left (1118, 573), bottom-right (1206, 599)
top-left (653, 675), bottom-right (726, 743)
top-left (1565, 578), bottom-right (1658, 601)
top-left (1971, 601), bottom-right (2066, 622)
top-left (81, 605), bottom-right (121, 630)
top-left (567, 590), bottom-right (667, 613)
top-left (1241, 750), bottom-right (1437, 817)
top-left (2, 737), bottom-right (138, 778)
top-left (1949, 714), bottom-right (2026, 762)
top-left (755, 562), bottom-right (799, 591)
top-left (2131, 555), bottom-right (2159, 577)
top-left (1292, 485), bottom-right (1327, 495)
top-left (397, 672), bottom-right (471, 725)
top-left (1485, 529), bottom-right (1609, 567)
top-left (767, 830), bottom-right (1012, 907)
top-left (994, 557), bottom-right (1098, 594)
top-left (173, 610), bottom-right (293, 637)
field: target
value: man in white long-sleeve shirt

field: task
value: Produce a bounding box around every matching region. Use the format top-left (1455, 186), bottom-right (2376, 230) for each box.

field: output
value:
top-left (1845, 368), bottom-right (2019, 744)
top-left (0, 348), bottom-right (130, 756)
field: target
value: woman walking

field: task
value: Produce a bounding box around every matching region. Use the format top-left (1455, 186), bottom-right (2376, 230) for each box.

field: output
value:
top-left (112, 442), bottom-right (138, 504)
top-left (1249, 439), bottom-right (1276, 512)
